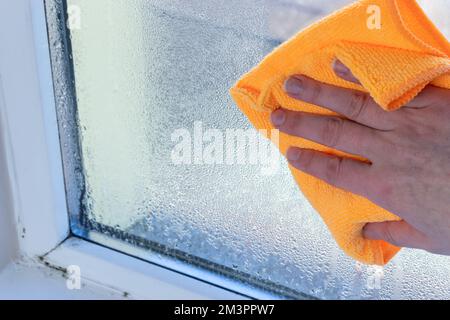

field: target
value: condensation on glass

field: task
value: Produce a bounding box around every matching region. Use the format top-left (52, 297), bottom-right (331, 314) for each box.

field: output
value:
top-left (46, 0), bottom-right (450, 299)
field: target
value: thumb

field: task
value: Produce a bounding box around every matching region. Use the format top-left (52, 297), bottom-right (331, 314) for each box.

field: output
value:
top-left (363, 220), bottom-right (432, 250)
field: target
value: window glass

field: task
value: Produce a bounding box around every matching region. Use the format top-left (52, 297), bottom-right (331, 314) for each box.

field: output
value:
top-left (47, 0), bottom-right (450, 299)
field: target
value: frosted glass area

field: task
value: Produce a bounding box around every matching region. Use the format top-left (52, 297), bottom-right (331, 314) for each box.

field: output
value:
top-left (63, 0), bottom-right (450, 299)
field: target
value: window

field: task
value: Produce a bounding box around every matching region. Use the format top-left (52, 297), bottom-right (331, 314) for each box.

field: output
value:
top-left (46, 0), bottom-right (450, 299)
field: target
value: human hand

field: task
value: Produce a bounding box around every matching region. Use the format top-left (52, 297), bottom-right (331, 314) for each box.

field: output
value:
top-left (270, 60), bottom-right (450, 255)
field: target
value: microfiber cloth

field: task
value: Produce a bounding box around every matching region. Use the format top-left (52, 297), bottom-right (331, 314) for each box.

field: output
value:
top-left (230, 0), bottom-right (450, 265)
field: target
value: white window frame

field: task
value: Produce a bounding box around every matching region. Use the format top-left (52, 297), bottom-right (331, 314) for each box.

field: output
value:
top-left (0, 0), bottom-right (285, 299)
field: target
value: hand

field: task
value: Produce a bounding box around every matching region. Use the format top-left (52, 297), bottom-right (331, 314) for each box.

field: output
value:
top-left (270, 60), bottom-right (450, 255)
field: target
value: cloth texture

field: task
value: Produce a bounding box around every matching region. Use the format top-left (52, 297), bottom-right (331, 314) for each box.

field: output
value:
top-left (230, 0), bottom-right (450, 265)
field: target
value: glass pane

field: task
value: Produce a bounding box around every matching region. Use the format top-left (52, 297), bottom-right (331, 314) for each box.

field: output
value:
top-left (47, 0), bottom-right (450, 299)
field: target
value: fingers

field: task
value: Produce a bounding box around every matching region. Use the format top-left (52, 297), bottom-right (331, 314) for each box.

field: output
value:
top-left (286, 147), bottom-right (371, 197)
top-left (284, 74), bottom-right (395, 130)
top-left (332, 59), bottom-right (360, 84)
top-left (332, 59), bottom-right (447, 109)
top-left (363, 220), bottom-right (432, 250)
top-left (271, 108), bottom-right (380, 158)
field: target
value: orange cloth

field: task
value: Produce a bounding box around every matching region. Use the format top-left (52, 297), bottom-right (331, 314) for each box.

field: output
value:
top-left (230, 0), bottom-right (450, 265)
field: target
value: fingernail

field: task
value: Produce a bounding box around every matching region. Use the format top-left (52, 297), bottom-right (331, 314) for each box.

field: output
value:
top-left (286, 147), bottom-right (301, 161)
top-left (284, 76), bottom-right (303, 96)
top-left (271, 109), bottom-right (286, 127)
top-left (333, 59), bottom-right (348, 76)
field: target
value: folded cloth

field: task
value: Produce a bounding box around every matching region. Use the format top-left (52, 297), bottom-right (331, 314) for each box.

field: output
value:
top-left (230, 0), bottom-right (450, 265)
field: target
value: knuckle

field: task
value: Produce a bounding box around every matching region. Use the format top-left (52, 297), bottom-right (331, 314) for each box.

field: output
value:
top-left (291, 113), bottom-right (305, 132)
top-left (348, 91), bottom-right (369, 121)
top-left (369, 176), bottom-right (395, 207)
top-left (356, 171), bottom-right (374, 199)
top-left (307, 79), bottom-right (322, 102)
top-left (381, 223), bottom-right (399, 246)
top-left (325, 156), bottom-right (343, 185)
top-left (297, 149), bottom-right (315, 171)
top-left (322, 117), bottom-right (343, 147)
top-left (409, 120), bottom-right (437, 137)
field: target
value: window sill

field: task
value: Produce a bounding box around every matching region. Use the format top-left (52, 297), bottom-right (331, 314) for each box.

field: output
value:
top-left (0, 237), bottom-right (246, 300)
top-left (0, 260), bottom-right (124, 300)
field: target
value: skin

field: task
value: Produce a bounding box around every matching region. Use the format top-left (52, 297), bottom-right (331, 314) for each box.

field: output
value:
top-left (270, 59), bottom-right (450, 255)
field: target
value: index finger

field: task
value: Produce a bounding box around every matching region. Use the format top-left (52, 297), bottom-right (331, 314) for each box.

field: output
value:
top-left (332, 59), bottom-right (447, 109)
top-left (283, 75), bottom-right (396, 130)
